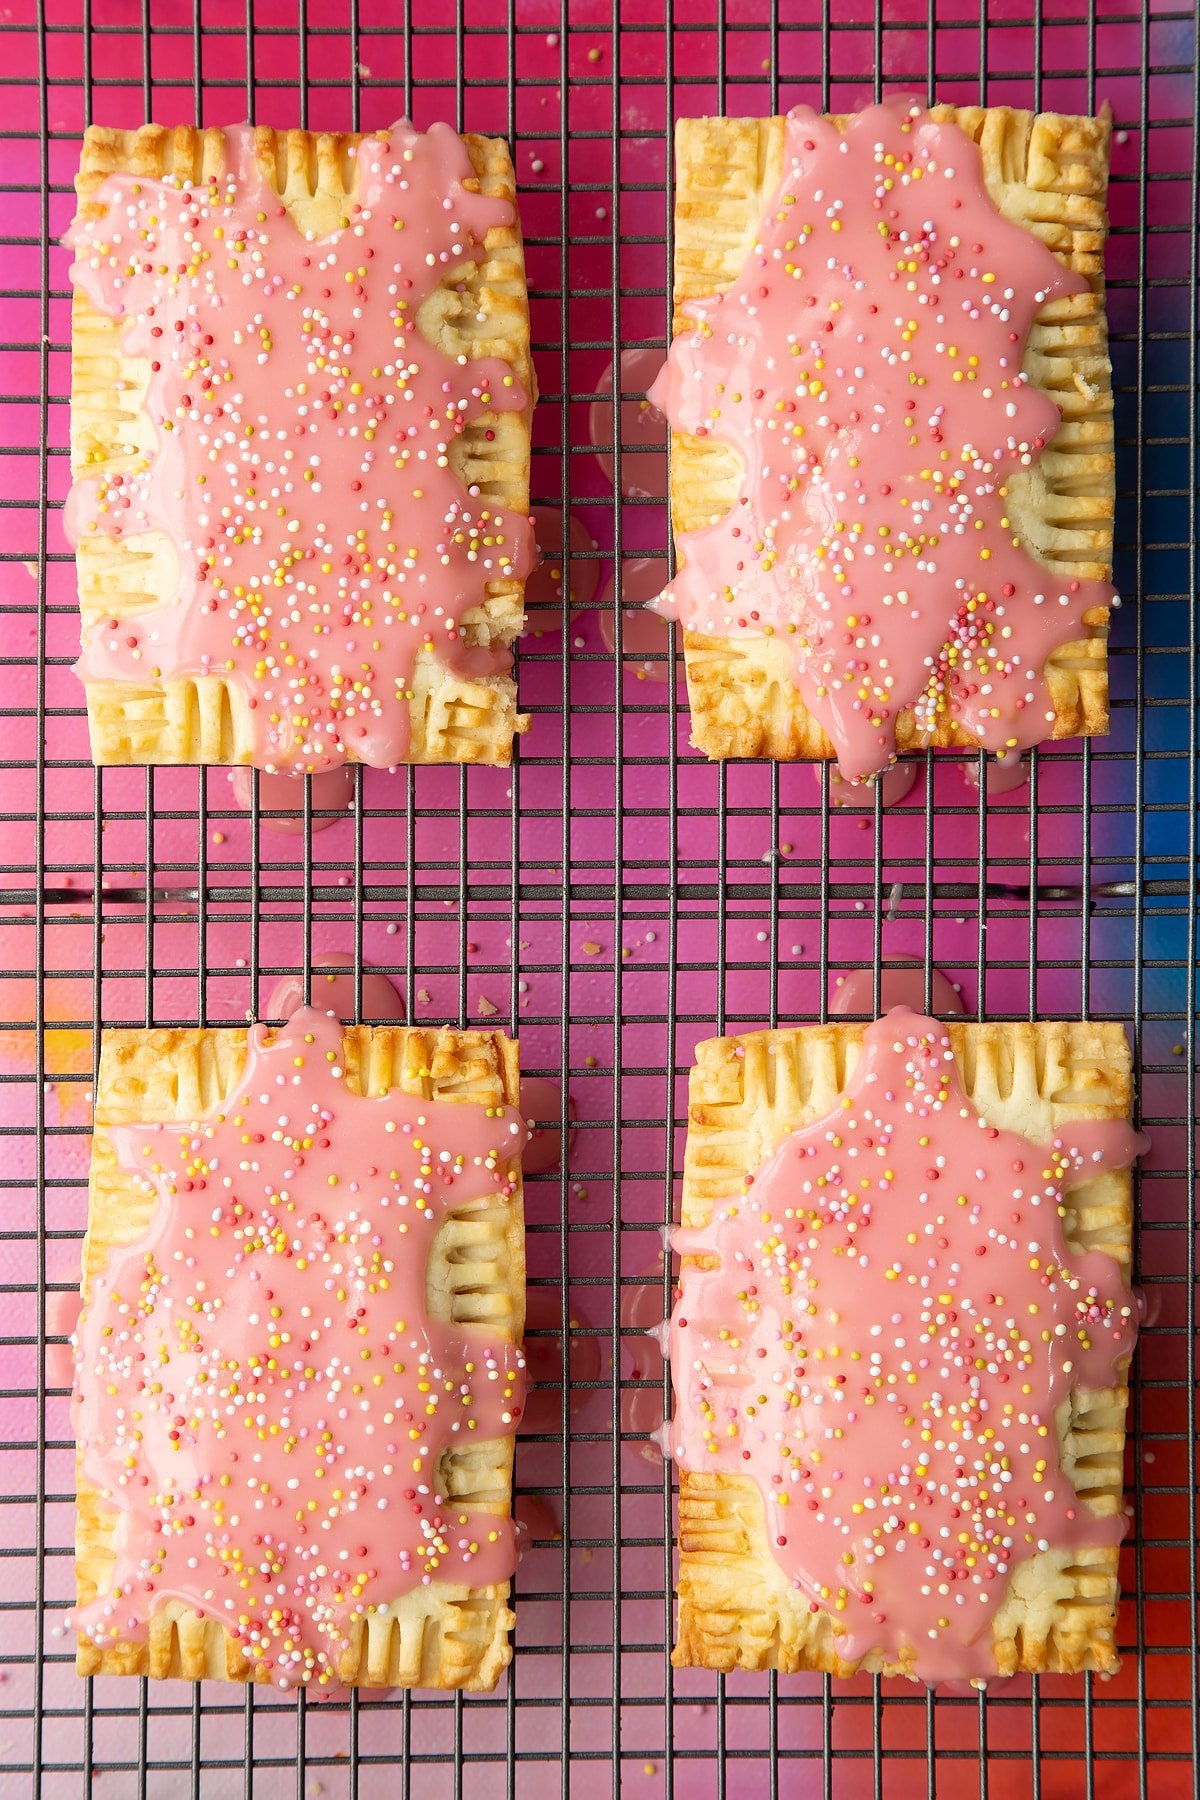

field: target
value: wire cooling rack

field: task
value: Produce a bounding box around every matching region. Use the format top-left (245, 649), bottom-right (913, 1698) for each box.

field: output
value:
top-left (0, 1), bottom-right (1197, 1795)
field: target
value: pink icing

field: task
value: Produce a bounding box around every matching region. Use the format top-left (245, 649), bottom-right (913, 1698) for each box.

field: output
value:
top-left (667, 1009), bottom-right (1144, 1682)
top-left (617, 555), bottom-right (670, 611)
top-left (48, 1286), bottom-right (84, 1391)
top-left (518, 1076), bottom-right (576, 1175)
top-left (831, 959), bottom-right (964, 1018)
top-left (962, 750), bottom-right (1029, 797)
top-left (266, 983), bottom-right (570, 1176)
top-left (649, 100), bottom-right (1115, 780)
top-left (71, 1007), bottom-right (526, 1687)
top-left (525, 506), bottom-right (604, 619)
top-left (67, 122), bottom-right (534, 773)
top-left (266, 954), bottom-right (405, 1023)
top-left (230, 765), bottom-right (356, 834)
top-left (599, 557), bottom-right (679, 683)
top-left (818, 760), bottom-right (918, 810)
top-left (589, 346), bottom-right (669, 499)
top-left (514, 1492), bottom-right (561, 1540)
top-left (519, 1285), bottom-right (601, 1437)
top-left (620, 1262), bottom-right (671, 1454)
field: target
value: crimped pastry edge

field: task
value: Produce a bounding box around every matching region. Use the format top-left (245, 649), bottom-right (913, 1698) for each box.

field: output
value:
top-left (76, 1021), bottom-right (525, 1690)
top-left (70, 124), bottom-right (532, 767)
top-left (666, 106), bottom-right (1114, 763)
top-left (672, 1017), bottom-right (1134, 1678)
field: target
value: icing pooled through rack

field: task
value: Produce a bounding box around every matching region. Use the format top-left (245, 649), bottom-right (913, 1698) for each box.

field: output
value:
top-left (667, 1010), bottom-right (1144, 1682)
top-left (66, 122), bottom-right (534, 772)
top-left (650, 99), bottom-right (1115, 781)
top-left (71, 1009), bottom-right (526, 1688)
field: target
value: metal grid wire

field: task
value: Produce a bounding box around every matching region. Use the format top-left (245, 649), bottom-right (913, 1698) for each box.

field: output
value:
top-left (0, 0), bottom-right (1196, 1794)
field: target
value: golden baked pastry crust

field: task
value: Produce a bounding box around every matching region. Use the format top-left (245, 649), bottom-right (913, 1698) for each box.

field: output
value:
top-left (76, 1022), bottom-right (525, 1690)
top-left (71, 124), bottom-right (532, 767)
top-left (667, 107), bottom-right (1114, 761)
top-left (673, 1018), bottom-right (1134, 1677)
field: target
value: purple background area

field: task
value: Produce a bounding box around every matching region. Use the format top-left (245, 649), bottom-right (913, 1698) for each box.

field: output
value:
top-left (0, 1), bottom-right (1197, 1795)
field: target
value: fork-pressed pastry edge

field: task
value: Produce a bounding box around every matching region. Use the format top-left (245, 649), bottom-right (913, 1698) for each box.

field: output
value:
top-left (75, 1022), bottom-right (525, 1690)
top-left (673, 1017), bottom-right (1134, 1677)
top-left (70, 124), bottom-right (532, 767)
top-left (666, 106), bottom-right (1114, 762)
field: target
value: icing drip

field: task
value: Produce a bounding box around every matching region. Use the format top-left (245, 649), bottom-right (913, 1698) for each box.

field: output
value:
top-left (820, 761), bottom-right (917, 809)
top-left (230, 765), bottom-right (356, 834)
top-left (667, 1009), bottom-right (1144, 1682)
top-left (830, 960), bottom-right (963, 1018)
top-left (589, 346), bottom-right (669, 499)
top-left (525, 506), bottom-right (604, 618)
top-left (67, 122), bottom-right (534, 772)
top-left (963, 750), bottom-right (1029, 797)
top-left (599, 558), bottom-right (679, 682)
top-left (518, 1076), bottom-right (576, 1175)
top-left (266, 955), bottom-right (405, 1023)
top-left (71, 1008), bottom-right (526, 1687)
top-left (649, 99), bottom-right (1115, 780)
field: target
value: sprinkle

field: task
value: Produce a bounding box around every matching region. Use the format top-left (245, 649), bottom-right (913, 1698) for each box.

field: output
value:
top-left (666, 1006), bottom-right (1144, 1681)
top-left (649, 98), bottom-right (1114, 783)
top-left (68, 121), bottom-right (533, 775)
top-left (69, 1008), bottom-right (525, 1688)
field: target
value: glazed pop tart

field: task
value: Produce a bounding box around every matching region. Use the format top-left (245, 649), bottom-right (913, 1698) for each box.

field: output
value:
top-left (66, 122), bottom-right (533, 770)
top-left (72, 1011), bottom-right (526, 1690)
top-left (652, 101), bottom-right (1115, 780)
top-left (667, 1012), bottom-right (1143, 1682)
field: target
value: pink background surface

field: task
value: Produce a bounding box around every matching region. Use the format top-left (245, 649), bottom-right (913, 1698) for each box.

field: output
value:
top-left (0, 0), bottom-right (1196, 1794)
